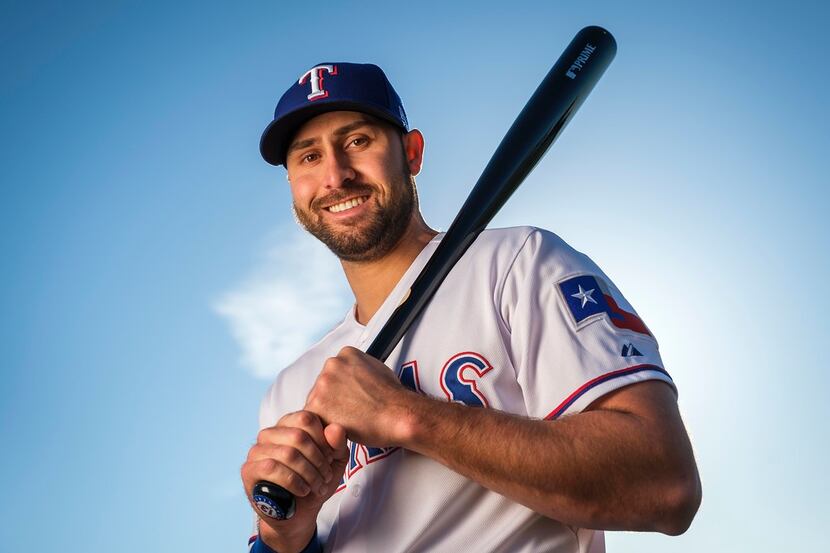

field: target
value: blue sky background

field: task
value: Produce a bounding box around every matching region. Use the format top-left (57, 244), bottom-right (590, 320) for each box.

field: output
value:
top-left (2, 1), bottom-right (828, 551)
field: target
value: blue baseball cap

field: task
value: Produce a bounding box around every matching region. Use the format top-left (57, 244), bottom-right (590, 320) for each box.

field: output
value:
top-left (260, 62), bottom-right (409, 166)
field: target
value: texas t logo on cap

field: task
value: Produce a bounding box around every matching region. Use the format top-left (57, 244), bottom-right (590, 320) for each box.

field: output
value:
top-left (299, 64), bottom-right (338, 101)
top-left (260, 62), bottom-right (409, 166)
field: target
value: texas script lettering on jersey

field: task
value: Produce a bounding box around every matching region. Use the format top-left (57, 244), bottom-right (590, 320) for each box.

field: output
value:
top-left (335, 351), bottom-right (493, 492)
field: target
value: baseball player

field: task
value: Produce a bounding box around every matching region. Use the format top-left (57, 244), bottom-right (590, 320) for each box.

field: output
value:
top-left (241, 62), bottom-right (701, 553)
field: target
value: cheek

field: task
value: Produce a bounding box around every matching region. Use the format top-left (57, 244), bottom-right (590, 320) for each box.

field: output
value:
top-left (288, 178), bottom-right (316, 207)
top-left (363, 156), bottom-right (400, 187)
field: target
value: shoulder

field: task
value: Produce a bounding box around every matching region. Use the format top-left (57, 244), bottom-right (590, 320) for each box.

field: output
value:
top-left (470, 226), bottom-right (588, 274)
top-left (468, 225), bottom-right (543, 253)
top-left (471, 225), bottom-right (575, 252)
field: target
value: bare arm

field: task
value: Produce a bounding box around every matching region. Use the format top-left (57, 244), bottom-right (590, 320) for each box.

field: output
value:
top-left (306, 347), bottom-right (701, 535)
top-left (398, 379), bottom-right (700, 534)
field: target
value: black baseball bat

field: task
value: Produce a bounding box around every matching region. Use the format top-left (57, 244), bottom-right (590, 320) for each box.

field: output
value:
top-left (252, 25), bottom-right (617, 521)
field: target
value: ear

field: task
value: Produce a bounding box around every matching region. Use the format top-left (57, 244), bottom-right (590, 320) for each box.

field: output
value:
top-left (401, 129), bottom-right (425, 176)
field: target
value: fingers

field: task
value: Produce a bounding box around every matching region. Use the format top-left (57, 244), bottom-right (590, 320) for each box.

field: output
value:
top-left (257, 424), bottom-right (332, 470)
top-left (245, 457), bottom-right (322, 498)
top-left (277, 410), bottom-right (332, 459)
top-left (247, 442), bottom-right (333, 497)
top-left (244, 410), bottom-right (336, 499)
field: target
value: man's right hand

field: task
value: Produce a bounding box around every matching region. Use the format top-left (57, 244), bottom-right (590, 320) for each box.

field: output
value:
top-left (242, 410), bottom-right (349, 552)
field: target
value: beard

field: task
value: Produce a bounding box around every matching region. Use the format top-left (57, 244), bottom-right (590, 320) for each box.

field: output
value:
top-left (293, 169), bottom-right (417, 263)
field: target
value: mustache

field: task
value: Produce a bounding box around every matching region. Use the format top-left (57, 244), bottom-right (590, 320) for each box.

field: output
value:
top-left (311, 183), bottom-right (375, 211)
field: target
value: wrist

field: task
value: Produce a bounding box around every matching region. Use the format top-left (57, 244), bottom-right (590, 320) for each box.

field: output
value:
top-left (258, 523), bottom-right (319, 553)
top-left (392, 391), bottom-right (432, 449)
top-left (252, 529), bottom-right (320, 553)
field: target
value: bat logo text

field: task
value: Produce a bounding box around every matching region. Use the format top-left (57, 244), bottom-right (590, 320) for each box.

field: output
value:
top-left (566, 43), bottom-right (596, 79)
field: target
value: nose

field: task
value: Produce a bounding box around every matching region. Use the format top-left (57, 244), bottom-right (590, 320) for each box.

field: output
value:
top-left (321, 148), bottom-right (356, 190)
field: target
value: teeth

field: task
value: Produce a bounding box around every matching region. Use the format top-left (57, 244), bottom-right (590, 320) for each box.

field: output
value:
top-left (327, 196), bottom-right (367, 213)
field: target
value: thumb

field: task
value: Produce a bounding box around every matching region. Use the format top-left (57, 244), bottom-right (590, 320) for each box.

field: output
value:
top-left (319, 424), bottom-right (349, 499)
top-left (324, 423), bottom-right (349, 461)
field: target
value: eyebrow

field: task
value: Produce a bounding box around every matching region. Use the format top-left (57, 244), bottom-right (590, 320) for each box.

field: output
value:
top-left (287, 119), bottom-right (375, 154)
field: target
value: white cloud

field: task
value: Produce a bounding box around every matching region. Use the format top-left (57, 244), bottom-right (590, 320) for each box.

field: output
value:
top-left (214, 227), bottom-right (352, 380)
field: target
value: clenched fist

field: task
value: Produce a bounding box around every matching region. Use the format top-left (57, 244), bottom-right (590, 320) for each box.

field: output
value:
top-left (241, 410), bottom-right (349, 552)
top-left (305, 346), bottom-right (420, 447)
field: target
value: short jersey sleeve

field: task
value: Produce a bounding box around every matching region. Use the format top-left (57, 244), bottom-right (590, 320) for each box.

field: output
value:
top-left (500, 229), bottom-right (674, 419)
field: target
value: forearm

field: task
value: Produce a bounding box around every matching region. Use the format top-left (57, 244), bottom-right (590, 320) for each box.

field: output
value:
top-left (394, 382), bottom-right (700, 534)
top-left (304, 348), bottom-right (700, 534)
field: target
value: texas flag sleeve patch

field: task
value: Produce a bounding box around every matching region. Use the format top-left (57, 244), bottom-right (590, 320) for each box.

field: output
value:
top-left (558, 274), bottom-right (653, 337)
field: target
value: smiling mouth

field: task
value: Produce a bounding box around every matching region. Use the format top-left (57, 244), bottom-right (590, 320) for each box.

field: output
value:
top-left (326, 196), bottom-right (369, 213)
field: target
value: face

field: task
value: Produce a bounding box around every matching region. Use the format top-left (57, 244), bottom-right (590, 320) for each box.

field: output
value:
top-left (284, 111), bottom-right (419, 262)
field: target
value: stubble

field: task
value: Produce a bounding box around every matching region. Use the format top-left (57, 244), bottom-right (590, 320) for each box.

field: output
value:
top-left (292, 168), bottom-right (416, 263)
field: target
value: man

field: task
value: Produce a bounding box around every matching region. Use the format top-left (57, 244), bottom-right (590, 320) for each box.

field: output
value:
top-left (241, 62), bottom-right (701, 553)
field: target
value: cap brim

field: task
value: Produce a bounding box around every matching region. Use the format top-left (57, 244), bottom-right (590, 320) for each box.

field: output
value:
top-left (259, 101), bottom-right (407, 166)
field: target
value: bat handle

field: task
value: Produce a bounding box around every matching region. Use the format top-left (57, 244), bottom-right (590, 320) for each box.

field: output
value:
top-left (252, 481), bottom-right (296, 520)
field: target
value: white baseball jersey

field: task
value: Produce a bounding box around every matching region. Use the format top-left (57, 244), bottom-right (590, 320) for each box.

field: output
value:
top-left (258, 226), bottom-right (674, 552)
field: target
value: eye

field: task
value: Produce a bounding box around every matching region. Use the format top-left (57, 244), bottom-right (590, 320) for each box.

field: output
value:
top-left (301, 152), bottom-right (320, 164)
top-left (347, 136), bottom-right (369, 148)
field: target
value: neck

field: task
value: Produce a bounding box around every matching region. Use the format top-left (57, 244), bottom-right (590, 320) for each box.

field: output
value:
top-left (341, 217), bottom-right (438, 325)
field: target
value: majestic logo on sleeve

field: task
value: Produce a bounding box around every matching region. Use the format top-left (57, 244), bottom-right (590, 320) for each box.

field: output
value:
top-left (621, 343), bottom-right (643, 357)
top-left (558, 274), bottom-right (653, 337)
top-left (298, 64), bottom-right (338, 100)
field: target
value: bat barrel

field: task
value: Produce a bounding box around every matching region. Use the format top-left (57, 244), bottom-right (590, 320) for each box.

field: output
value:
top-left (367, 26), bottom-right (616, 362)
top-left (470, 25), bottom-right (616, 225)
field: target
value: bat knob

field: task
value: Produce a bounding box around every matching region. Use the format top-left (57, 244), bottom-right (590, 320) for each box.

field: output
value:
top-left (252, 481), bottom-right (296, 520)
